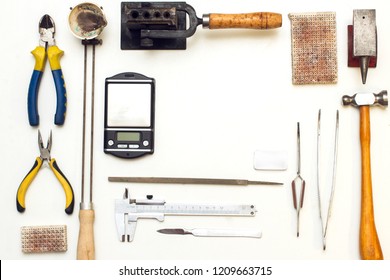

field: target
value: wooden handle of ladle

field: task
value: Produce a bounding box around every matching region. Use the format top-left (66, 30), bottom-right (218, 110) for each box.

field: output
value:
top-left (205, 12), bottom-right (282, 30)
top-left (77, 209), bottom-right (95, 260)
top-left (359, 106), bottom-right (383, 260)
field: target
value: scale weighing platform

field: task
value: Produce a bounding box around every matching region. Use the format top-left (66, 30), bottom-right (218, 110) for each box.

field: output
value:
top-left (104, 72), bottom-right (155, 159)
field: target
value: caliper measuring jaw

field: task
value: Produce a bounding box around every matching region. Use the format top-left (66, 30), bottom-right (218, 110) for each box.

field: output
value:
top-left (115, 189), bottom-right (165, 242)
top-left (115, 188), bottom-right (257, 242)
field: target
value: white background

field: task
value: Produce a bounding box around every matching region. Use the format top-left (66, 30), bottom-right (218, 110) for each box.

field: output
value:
top-left (1, 0), bottom-right (390, 262)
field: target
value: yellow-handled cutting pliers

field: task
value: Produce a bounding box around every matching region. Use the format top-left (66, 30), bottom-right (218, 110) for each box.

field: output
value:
top-left (28, 14), bottom-right (67, 126)
top-left (16, 130), bottom-right (74, 214)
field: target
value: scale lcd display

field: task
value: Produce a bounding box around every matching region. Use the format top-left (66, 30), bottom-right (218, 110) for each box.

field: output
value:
top-left (117, 132), bottom-right (140, 142)
top-left (107, 83), bottom-right (152, 127)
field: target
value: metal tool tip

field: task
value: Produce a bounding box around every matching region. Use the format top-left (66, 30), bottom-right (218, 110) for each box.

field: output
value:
top-left (39, 14), bottom-right (54, 29)
top-left (157, 228), bottom-right (187, 235)
top-left (257, 181), bottom-right (284, 186)
top-left (249, 180), bottom-right (284, 186)
top-left (360, 57), bottom-right (369, 84)
top-left (123, 188), bottom-right (129, 199)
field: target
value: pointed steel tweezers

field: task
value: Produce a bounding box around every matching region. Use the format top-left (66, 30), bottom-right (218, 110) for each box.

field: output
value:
top-left (317, 109), bottom-right (339, 250)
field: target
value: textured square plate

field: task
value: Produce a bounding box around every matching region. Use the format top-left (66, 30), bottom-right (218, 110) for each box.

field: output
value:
top-left (21, 225), bottom-right (67, 253)
top-left (289, 12), bottom-right (338, 85)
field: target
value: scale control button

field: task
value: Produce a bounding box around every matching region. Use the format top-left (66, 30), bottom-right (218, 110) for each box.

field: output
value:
top-left (143, 140), bottom-right (149, 147)
top-left (118, 144), bottom-right (128, 148)
top-left (129, 144), bottom-right (140, 149)
top-left (108, 140), bottom-right (114, 146)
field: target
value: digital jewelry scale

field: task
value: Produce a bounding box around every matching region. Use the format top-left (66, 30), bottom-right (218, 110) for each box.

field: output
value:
top-left (104, 72), bottom-right (155, 158)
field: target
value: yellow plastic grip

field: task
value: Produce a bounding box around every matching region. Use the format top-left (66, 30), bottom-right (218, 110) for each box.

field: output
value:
top-left (47, 46), bottom-right (64, 71)
top-left (49, 158), bottom-right (75, 214)
top-left (31, 46), bottom-right (46, 71)
top-left (17, 157), bottom-right (43, 212)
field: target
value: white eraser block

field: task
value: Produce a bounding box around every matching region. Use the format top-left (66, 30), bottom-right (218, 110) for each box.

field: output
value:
top-left (254, 150), bottom-right (288, 171)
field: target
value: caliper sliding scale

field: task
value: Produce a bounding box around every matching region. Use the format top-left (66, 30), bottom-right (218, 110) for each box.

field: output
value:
top-left (115, 189), bottom-right (257, 242)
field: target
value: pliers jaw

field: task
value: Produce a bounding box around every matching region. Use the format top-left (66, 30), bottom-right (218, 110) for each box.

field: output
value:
top-left (38, 130), bottom-right (52, 162)
top-left (39, 14), bottom-right (55, 48)
top-left (17, 130), bottom-right (75, 214)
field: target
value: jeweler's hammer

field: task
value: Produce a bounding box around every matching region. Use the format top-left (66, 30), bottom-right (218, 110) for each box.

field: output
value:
top-left (342, 90), bottom-right (387, 260)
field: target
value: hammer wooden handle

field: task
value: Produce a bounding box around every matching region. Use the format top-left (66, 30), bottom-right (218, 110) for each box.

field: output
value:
top-left (359, 106), bottom-right (383, 260)
top-left (206, 12), bottom-right (282, 30)
top-left (77, 209), bottom-right (95, 260)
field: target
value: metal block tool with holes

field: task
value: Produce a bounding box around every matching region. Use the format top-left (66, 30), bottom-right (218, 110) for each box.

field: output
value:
top-left (121, 2), bottom-right (282, 50)
top-left (115, 189), bottom-right (257, 242)
top-left (342, 90), bottom-right (387, 260)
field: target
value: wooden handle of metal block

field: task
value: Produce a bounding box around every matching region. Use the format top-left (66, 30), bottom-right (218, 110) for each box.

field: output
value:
top-left (77, 209), bottom-right (95, 260)
top-left (207, 12), bottom-right (282, 30)
top-left (359, 106), bottom-right (383, 260)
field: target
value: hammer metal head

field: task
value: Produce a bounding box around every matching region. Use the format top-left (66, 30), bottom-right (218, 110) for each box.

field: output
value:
top-left (342, 90), bottom-right (388, 107)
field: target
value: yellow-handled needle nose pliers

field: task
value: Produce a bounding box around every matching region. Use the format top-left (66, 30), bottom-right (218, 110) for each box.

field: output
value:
top-left (28, 14), bottom-right (67, 126)
top-left (16, 130), bottom-right (74, 214)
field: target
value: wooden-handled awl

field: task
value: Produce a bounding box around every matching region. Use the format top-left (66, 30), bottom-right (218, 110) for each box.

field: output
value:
top-left (343, 91), bottom-right (387, 260)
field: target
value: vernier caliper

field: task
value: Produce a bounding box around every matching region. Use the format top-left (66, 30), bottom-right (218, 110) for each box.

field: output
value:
top-left (115, 189), bottom-right (257, 242)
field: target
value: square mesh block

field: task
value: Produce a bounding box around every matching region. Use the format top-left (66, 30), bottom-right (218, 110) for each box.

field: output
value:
top-left (289, 12), bottom-right (338, 85)
top-left (21, 225), bottom-right (67, 253)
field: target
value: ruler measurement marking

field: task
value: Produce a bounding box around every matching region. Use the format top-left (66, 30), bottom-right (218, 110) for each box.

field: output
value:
top-left (134, 204), bottom-right (254, 215)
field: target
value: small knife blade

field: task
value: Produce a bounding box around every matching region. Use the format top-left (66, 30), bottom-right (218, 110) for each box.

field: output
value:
top-left (157, 228), bottom-right (262, 238)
